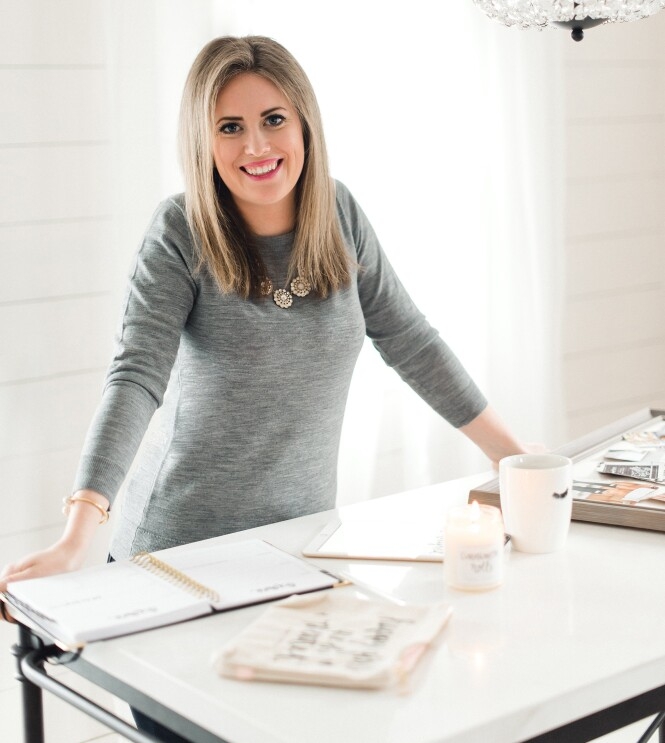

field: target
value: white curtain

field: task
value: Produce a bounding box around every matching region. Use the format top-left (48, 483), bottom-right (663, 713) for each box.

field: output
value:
top-left (103, 0), bottom-right (565, 506)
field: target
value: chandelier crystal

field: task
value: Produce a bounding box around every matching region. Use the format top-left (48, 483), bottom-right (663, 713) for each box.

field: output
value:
top-left (473, 0), bottom-right (665, 40)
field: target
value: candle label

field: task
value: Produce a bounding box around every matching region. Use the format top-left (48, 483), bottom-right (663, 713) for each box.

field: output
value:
top-left (450, 542), bottom-right (503, 588)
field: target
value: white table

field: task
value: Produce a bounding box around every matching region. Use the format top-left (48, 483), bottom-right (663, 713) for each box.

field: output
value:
top-left (13, 473), bottom-right (665, 743)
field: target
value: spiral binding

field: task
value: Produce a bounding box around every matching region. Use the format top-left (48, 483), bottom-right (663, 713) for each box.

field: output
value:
top-left (131, 552), bottom-right (220, 603)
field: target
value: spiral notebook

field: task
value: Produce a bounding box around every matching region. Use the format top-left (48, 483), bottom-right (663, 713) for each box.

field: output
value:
top-left (3, 539), bottom-right (342, 648)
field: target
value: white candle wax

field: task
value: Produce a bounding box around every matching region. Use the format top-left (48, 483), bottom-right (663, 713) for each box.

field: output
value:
top-left (444, 502), bottom-right (504, 591)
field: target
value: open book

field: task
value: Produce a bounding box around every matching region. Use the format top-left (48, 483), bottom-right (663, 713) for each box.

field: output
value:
top-left (3, 539), bottom-right (342, 648)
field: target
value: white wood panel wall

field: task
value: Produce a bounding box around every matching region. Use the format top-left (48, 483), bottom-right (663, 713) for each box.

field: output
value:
top-left (0, 0), bottom-right (116, 563)
top-left (0, 0), bottom-right (166, 573)
top-left (561, 12), bottom-right (665, 437)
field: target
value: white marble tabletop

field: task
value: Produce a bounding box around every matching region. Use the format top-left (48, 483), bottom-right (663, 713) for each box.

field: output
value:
top-left (74, 472), bottom-right (665, 743)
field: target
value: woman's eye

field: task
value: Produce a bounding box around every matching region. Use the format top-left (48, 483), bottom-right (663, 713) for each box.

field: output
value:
top-left (219, 122), bottom-right (241, 135)
top-left (265, 114), bottom-right (285, 127)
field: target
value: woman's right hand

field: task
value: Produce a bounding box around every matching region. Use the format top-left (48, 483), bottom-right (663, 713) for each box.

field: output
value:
top-left (0, 540), bottom-right (88, 592)
top-left (0, 489), bottom-right (110, 621)
top-left (0, 540), bottom-right (88, 623)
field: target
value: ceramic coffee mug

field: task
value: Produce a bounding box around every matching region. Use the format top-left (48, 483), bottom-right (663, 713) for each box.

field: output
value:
top-left (498, 454), bottom-right (573, 553)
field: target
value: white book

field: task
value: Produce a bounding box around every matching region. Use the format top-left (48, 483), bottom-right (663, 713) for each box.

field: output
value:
top-left (302, 516), bottom-right (445, 562)
top-left (3, 539), bottom-right (342, 648)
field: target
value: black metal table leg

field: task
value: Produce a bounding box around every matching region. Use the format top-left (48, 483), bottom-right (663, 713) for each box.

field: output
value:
top-left (20, 648), bottom-right (163, 743)
top-left (634, 712), bottom-right (665, 743)
top-left (11, 624), bottom-right (46, 743)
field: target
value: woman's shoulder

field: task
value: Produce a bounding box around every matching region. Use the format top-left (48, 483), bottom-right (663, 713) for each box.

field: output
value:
top-left (139, 193), bottom-right (198, 269)
top-left (333, 179), bottom-right (372, 235)
top-left (150, 192), bottom-right (189, 229)
top-left (333, 179), bottom-right (365, 223)
top-left (144, 193), bottom-right (194, 243)
top-left (333, 179), bottom-right (354, 210)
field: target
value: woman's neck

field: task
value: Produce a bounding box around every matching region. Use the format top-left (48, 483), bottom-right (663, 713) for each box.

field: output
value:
top-left (236, 197), bottom-right (296, 237)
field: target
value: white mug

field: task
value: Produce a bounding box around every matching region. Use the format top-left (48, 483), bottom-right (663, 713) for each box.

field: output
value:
top-left (499, 454), bottom-right (573, 553)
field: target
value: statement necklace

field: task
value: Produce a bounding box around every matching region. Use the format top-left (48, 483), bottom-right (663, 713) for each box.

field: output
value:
top-left (260, 276), bottom-right (312, 309)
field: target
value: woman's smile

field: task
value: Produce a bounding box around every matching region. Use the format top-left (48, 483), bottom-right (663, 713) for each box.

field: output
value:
top-left (241, 157), bottom-right (283, 178)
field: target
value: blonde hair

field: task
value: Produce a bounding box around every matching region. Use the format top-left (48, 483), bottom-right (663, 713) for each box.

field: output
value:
top-left (178, 35), bottom-right (351, 298)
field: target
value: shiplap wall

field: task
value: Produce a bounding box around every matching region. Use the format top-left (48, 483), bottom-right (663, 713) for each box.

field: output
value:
top-left (561, 12), bottom-right (665, 437)
top-left (2, 3), bottom-right (665, 569)
top-left (0, 1), bottom-right (120, 566)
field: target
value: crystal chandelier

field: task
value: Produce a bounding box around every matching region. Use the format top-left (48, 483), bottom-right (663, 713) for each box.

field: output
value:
top-left (472, 1), bottom-right (665, 40)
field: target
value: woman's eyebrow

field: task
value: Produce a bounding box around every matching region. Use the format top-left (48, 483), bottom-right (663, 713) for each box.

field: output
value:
top-left (260, 106), bottom-right (286, 116)
top-left (215, 107), bottom-right (285, 126)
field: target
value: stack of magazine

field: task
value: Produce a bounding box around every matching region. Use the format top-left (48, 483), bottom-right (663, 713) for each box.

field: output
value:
top-left (470, 408), bottom-right (665, 532)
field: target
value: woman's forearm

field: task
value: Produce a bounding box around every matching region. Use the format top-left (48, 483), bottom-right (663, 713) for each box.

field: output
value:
top-left (459, 405), bottom-right (531, 467)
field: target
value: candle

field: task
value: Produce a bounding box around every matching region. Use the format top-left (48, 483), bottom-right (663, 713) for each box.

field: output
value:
top-left (444, 502), bottom-right (504, 591)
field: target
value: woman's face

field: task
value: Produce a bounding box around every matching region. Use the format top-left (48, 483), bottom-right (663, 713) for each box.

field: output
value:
top-left (212, 72), bottom-right (305, 235)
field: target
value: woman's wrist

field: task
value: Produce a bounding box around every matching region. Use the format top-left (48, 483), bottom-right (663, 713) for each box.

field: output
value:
top-left (459, 406), bottom-right (534, 466)
top-left (62, 494), bottom-right (110, 524)
top-left (58, 489), bottom-right (111, 560)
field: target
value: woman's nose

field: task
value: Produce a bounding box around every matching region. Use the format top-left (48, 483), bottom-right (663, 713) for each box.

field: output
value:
top-left (244, 129), bottom-right (270, 157)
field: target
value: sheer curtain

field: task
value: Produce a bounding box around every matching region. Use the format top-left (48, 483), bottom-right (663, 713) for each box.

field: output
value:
top-left (103, 0), bottom-right (565, 505)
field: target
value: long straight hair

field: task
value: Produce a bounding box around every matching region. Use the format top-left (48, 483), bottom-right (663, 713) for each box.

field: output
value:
top-left (179, 36), bottom-right (351, 298)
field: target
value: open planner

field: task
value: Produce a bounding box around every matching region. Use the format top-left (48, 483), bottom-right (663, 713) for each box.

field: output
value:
top-left (3, 539), bottom-right (343, 648)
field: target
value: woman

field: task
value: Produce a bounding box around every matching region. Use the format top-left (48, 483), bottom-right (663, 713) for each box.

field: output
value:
top-left (1, 35), bottom-right (527, 741)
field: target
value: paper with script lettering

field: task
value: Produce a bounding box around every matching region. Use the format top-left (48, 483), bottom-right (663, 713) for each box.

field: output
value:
top-left (212, 591), bottom-right (452, 689)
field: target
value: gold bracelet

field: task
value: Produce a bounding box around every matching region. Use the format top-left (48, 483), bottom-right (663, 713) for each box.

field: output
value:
top-left (62, 496), bottom-right (110, 525)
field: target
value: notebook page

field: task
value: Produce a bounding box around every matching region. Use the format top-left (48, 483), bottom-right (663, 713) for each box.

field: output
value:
top-left (164, 539), bottom-right (339, 611)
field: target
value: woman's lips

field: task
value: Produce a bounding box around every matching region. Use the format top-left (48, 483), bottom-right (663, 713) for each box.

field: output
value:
top-left (241, 159), bottom-right (281, 178)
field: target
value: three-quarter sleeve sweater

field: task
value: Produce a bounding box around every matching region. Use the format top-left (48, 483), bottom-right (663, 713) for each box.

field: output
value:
top-left (74, 181), bottom-right (487, 559)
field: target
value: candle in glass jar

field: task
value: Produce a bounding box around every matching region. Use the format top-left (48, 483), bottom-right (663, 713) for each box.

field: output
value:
top-left (444, 501), bottom-right (504, 591)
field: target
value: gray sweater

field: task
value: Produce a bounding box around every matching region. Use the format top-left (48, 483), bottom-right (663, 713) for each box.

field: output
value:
top-left (74, 181), bottom-right (486, 559)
